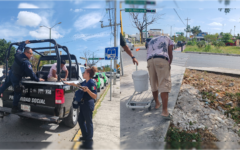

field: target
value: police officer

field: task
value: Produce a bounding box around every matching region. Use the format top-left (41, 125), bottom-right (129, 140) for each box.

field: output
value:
top-left (0, 40), bottom-right (45, 113)
top-left (65, 66), bottom-right (98, 141)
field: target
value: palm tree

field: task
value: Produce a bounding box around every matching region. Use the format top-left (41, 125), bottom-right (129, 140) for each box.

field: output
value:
top-left (191, 26), bottom-right (201, 38)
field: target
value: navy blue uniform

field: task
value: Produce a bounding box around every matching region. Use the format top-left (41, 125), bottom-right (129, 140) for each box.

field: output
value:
top-left (0, 42), bottom-right (39, 107)
top-left (78, 79), bottom-right (97, 140)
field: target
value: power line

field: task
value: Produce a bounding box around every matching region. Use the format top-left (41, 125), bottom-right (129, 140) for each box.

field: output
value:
top-left (173, 8), bottom-right (185, 26)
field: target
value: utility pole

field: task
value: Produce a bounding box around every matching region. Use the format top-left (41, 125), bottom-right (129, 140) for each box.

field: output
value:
top-left (144, 4), bottom-right (147, 42)
top-left (185, 18), bottom-right (190, 41)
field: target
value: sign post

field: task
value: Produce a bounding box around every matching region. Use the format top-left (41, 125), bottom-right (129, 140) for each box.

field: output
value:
top-left (105, 47), bottom-right (118, 101)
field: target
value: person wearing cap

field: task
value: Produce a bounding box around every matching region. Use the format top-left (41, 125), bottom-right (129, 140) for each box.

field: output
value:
top-left (47, 60), bottom-right (69, 82)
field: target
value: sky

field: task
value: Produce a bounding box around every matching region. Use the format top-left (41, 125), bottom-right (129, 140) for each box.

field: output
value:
top-left (0, 0), bottom-right (120, 68)
top-left (122, 0), bottom-right (240, 37)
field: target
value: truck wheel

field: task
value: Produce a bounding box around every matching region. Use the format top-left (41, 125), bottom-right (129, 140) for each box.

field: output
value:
top-left (63, 106), bottom-right (79, 128)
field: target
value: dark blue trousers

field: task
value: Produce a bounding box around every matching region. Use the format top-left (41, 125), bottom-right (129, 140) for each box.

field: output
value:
top-left (0, 71), bottom-right (22, 107)
top-left (78, 99), bottom-right (95, 140)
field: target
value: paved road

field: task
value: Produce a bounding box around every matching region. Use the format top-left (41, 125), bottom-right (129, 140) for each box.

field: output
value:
top-left (0, 84), bottom-right (107, 149)
top-left (121, 47), bottom-right (240, 70)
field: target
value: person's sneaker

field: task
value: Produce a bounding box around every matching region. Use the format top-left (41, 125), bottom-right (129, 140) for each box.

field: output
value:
top-left (11, 106), bottom-right (19, 114)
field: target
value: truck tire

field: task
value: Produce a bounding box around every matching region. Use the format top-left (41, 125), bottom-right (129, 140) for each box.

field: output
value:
top-left (63, 106), bottom-right (79, 128)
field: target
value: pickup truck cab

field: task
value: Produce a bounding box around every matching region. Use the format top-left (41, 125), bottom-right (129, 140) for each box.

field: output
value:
top-left (0, 39), bottom-right (89, 128)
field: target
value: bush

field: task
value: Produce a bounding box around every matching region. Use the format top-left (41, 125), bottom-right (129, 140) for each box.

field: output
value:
top-left (217, 41), bottom-right (225, 48)
top-left (212, 41), bottom-right (218, 47)
top-left (197, 41), bottom-right (205, 48)
top-left (187, 41), bottom-right (193, 46)
top-left (204, 44), bottom-right (211, 52)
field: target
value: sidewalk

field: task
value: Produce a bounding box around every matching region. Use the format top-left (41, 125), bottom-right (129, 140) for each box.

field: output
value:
top-left (120, 61), bottom-right (186, 149)
top-left (92, 79), bottom-right (120, 149)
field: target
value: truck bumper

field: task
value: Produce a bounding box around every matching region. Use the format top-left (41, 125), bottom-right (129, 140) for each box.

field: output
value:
top-left (0, 106), bottom-right (60, 123)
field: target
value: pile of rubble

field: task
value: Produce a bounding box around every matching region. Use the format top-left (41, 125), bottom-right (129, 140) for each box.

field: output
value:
top-left (172, 84), bottom-right (240, 142)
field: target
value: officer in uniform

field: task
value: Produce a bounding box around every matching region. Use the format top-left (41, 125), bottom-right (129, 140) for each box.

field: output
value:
top-left (65, 66), bottom-right (97, 141)
top-left (0, 40), bottom-right (45, 113)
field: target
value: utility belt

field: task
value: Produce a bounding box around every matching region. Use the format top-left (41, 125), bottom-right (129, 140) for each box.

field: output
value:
top-left (72, 98), bottom-right (95, 109)
top-left (147, 55), bottom-right (169, 61)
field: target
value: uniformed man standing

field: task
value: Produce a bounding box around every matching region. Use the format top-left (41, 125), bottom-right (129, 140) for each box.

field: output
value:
top-left (0, 40), bottom-right (45, 113)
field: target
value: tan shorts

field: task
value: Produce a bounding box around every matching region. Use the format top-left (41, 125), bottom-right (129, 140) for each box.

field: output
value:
top-left (147, 58), bottom-right (171, 93)
top-left (47, 77), bottom-right (57, 82)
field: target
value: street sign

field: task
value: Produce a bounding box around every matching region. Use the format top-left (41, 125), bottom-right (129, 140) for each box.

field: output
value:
top-left (146, 9), bottom-right (156, 13)
top-left (125, 8), bottom-right (156, 13)
top-left (88, 58), bottom-right (104, 60)
top-left (176, 32), bottom-right (183, 35)
top-left (146, 1), bottom-right (156, 5)
top-left (105, 47), bottom-right (118, 60)
top-left (125, 0), bottom-right (146, 5)
top-left (125, 8), bottom-right (146, 13)
top-left (114, 69), bottom-right (116, 72)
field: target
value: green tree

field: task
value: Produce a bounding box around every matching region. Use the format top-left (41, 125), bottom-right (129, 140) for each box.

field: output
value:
top-left (176, 35), bottom-right (186, 42)
top-left (191, 26), bottom-right (201, 37)
top-left (184, 25), bottom-right (191, 39)
top-left (204, 34), bottom-right (218, 43)
top-left (221, 33), bottom-right (234, 43)
top-left (0, 39), bottom-right (16, 67)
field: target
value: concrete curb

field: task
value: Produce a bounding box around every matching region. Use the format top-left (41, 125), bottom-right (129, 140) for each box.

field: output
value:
top-left (187, 67), bottom-right (240, 76)
top-left (184, 51), bottom-right (240, 57)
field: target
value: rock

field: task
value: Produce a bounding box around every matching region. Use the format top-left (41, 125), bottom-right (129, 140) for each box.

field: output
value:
top-left (192, 140), bottom-right (196, 142)
top-left (210, 86), bottom-right (214, 89)
top-left (215, 117), bottom-right (224, 123)
top-left (203, 115), bottom-right (209, 119)
top-left (229, 113), bottom-right (232, 118)
top-left (198, 125), bottom-right (205, 129)
top-left (226, 101), bottom-right (233, 106)
top-left (238, 124), bottom-right (240, 127)
top-left (218, 101), bottom-right (223, 105)
top-left (229, 83), bottom-right (234, 87)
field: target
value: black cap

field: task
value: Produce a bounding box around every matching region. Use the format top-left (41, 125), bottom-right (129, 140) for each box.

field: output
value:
top-left (61, 60), bottom-right (66, 64)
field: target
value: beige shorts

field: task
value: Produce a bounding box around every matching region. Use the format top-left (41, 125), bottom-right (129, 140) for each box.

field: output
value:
top-left (147, 58), bottom-right (171, 93)
top-left (47, 77), bottom-right (57, 82)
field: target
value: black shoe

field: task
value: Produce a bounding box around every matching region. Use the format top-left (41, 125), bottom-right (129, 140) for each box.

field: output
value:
top-left (79, 137), bottom-right (87, 141)
top-left (11, 106), bottom-right (19, 114)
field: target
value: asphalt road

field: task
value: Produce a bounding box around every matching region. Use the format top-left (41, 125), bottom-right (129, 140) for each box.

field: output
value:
top-left (121, 47), bottom-right (240, 70)
top-left (0, 83), bottom-right (107, 149)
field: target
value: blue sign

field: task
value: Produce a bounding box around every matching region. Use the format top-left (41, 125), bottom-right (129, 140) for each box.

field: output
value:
top-left (114, 69), bottom-right (116, 72)
top-left (105, 47), bottom-right (118, 60)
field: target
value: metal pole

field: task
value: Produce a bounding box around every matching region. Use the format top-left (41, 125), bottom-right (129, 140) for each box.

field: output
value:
top-left (113, 0), bottom-right (117, 84)
top-left (49, 28), bottom-right (51, 55)
top-left (120, 2), bottom-right (124, 76)
top-left (110, 58), bottom-right (112, 101)
top-left (145, 4), bottom-right (147, 41)
top-left (120, 49), bottom-right (124, 76)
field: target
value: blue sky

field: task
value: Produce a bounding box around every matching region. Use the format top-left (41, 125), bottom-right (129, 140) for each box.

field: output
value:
top-left (0, 0), bottom-right (120, 67)
top-left (122, 0), bottom-right (240, 37)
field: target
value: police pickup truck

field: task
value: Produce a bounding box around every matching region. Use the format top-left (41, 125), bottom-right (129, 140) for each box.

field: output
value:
top-left (0, 39), bottom-right (88, 128)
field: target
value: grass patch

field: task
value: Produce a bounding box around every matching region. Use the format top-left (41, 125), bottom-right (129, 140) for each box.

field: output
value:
top-left (184, 45), bottom-right (240, 55)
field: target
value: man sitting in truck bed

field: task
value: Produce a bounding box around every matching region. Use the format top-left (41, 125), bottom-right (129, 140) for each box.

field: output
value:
top-left (47, 60), bottom-right (69, 81)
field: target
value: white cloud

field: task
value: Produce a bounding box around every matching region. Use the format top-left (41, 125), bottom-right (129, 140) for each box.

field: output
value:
top-left (212, 28), bottom-right (221, 30)
top-left (74, 12), bottom-right (102, 30)
top-left (73, 32), bottom-right (110, 41)
top-left (208, 22), bottom-right (222, 26)
top-left (29, 28), bottom-right (63, 39)
top-left (211, 17), bottom-right (224, 22)
top-left (70, 8), bottom-right (83, 12)
top-left (199, 8), bottom-right (204, 10)
top-left (84, 4), bottom-right (102, 9)
top-left (70, 0), bottom-right (82, 4)
top-left (229, 19), bottom-right (237, 22)
top-left (18, 2), bottom-right (54, 9)
top-left (16, 11), bottom-right (42, 27)
top-left (0, 23), bottom-right (28, 41)
top-left (18, 3), bottom-right (39, 9)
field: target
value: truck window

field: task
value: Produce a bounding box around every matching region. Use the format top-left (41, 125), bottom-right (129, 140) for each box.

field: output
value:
top-left (80, 67), bottom-right (85, 76)
top-left (41, 66), bottom-right (51, 72)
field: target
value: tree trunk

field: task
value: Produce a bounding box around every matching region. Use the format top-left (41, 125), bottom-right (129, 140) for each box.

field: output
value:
top-left (140, 31), bottom-right (143, 44)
